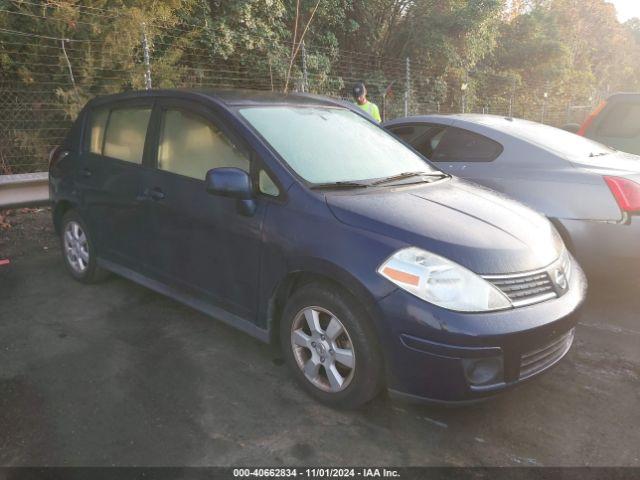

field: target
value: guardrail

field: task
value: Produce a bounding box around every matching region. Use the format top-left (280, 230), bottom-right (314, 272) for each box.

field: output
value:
top-left (0, 172), bottom-right (50, 209)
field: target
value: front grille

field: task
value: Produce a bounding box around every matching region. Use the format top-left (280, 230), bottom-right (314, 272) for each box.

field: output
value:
top-left (485, 270), bottom-right (557, 307)
top-left (483, 250), bottom-right (572, 308)
top-left (519, 328), bottom-right (575, 380)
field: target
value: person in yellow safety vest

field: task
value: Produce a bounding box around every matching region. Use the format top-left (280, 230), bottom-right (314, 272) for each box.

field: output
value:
top-left (352, 82), bottom-right (381, 123)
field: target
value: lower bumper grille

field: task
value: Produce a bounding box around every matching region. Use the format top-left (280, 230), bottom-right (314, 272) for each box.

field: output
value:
top-left (519, 328), bottom-right (575, 380)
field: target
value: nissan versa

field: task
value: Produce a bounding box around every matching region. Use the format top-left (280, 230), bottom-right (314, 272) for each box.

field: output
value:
top-left (48, 90), bottom-right (587, 408)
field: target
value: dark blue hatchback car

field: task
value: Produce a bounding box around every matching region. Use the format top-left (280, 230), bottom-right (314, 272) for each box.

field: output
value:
top-left (49, 90), bottom-right (587, 408)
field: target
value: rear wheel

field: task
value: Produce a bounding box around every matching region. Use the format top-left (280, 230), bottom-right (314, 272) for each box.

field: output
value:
top-left (280, 282), bottom-right (384, 408)
top-left (60, 210), bottom-right (108, 283)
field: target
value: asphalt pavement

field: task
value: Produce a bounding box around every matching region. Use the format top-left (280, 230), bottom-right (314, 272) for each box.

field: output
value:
top-left (0, 210), bottom-right (638, 466)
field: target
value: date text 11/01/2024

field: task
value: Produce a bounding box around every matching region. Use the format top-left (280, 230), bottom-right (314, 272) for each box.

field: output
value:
top-left (232, 468), bottom-right (401, 478)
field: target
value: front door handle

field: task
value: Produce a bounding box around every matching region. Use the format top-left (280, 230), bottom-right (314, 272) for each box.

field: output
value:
top-left (137, 187), bottom-right (165, 202)
top-left (80, 168), bottom-right (92, 178)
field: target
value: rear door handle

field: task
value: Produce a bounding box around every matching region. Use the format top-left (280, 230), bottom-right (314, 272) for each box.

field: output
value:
top-left (149, 188), bottom-right (165, 201)
top-left (81, 168), bottom-right (92, 178)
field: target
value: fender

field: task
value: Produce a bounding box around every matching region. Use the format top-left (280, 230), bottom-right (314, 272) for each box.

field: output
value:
top-left (262, 255), bottom-right (397, 345)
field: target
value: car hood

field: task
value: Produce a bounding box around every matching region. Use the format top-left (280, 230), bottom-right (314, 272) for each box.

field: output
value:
top-left (326, 178), bottom-right (563, 275)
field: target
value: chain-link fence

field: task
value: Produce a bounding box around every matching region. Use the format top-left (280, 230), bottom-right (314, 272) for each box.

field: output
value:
top-left (0, 5), bottom-right (601, 175)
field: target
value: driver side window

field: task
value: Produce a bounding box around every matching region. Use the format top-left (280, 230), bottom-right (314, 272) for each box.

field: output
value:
top-left (391, 123), bottom-right (447, 158)
top-left (157, 108), bottom-right (250, 180)
top-left (430, 127), bottom-right (503, 162)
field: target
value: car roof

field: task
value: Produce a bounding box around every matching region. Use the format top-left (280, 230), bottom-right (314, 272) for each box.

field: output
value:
top-left (606, 92), bottom-right (640, 101)
top-left (387, 113), bottom-right (532, 128)
top-left (386, 113), bottom-right (561, 139)
top-left (608, 92), bottom-right (640, 99)
top-left (86, 89), bottom-right (348, 109)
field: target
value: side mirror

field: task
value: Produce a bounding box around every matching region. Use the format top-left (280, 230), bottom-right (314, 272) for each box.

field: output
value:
top-left (206, 167), bottom-right (253, 199)
top-left (205, 167), bottom-right (256, 216)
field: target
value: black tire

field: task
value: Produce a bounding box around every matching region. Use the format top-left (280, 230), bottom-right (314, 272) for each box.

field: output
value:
top-left (280, 282), bottom-right (384, 409)
top-left (60, 210), bottom-right (108, 283)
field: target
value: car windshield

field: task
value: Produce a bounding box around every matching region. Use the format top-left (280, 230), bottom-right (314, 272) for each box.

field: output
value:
top-left (239, 106), bottom-right (438, 184)
top-left (509, 121), bottom-right (615, 158)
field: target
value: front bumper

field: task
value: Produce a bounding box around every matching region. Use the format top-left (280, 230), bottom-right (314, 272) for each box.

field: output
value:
top-left (374, 260), bottom-right (587, 403)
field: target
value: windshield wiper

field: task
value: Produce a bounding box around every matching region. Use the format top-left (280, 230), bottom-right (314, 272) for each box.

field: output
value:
top-left (310, 181), bottom-right (370, 190)
top-left (371, 171), bottom-right (448, 186)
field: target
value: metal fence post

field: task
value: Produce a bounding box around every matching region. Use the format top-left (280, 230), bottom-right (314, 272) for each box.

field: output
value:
top-left (301, 40), bottom-right (309, 93)
top-left (508, 77), bottom-right (516, 117)
top-left (404, 57), bottom-right (410, 117)
top-left (461, 79), bottom-right (468, 114)
top-left (141, 23), bottom-right (152, 90)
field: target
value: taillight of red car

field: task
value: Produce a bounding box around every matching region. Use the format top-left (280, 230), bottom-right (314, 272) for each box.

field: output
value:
top-left (604, 176), bottom-right (640, 214)
top-left (577, 100), bottom-right (607, 136)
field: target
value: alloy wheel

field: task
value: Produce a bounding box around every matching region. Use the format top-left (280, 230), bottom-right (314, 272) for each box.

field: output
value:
top-left (290, 306), bottom-right (356, 393)
top-left (64, 221), bottom-right (89, 274)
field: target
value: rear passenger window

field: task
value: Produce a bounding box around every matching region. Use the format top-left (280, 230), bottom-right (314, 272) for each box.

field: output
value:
top-left (431, 127), bottom-right (502, 162)
top-left (88, 108), bottom-right (109, 154)
top-left (157, 109), bottom-right (249, 180)
top-left (598, 103), bottom-right (640, 137)
top-left (103, 108), bottom-right (152, 164)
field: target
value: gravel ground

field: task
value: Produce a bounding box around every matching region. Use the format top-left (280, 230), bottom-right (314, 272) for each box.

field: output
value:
top-left (0, 209), bottom-right (639, 466)
top-left (0, 208), bottom-right (54, 259)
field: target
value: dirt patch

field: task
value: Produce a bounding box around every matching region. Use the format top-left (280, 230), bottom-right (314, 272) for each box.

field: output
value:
top-left (0, 208), bottom-right (56, 259)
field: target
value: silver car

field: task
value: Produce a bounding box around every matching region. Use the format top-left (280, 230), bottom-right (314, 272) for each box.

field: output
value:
top-left (384, 114), bottom-right (640, 278)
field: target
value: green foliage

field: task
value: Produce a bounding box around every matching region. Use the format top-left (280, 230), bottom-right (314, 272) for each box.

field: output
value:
top-left (3, 0), bottom-right (640, 172)
top-left (406, 0), bottom-right (505, 71)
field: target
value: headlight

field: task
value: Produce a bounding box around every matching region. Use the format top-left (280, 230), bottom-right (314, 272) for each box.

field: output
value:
top-left (560, 248), bottom-right (572, 283)
top-left (377, 247), bottom-right (512, 312)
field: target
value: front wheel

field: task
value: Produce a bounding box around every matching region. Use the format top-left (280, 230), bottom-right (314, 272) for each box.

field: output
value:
top-left (280, 282), bottom-right (384, 409)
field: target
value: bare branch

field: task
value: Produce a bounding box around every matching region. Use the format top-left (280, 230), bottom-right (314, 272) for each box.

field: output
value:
top-left (291, 0), bottom-right (301, 61)
top-left (284, 0), bottom-right (322, 93)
